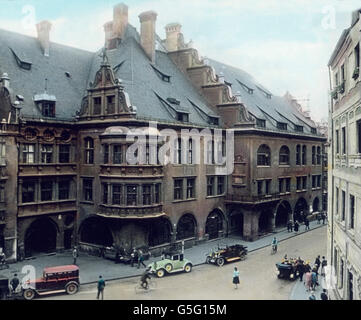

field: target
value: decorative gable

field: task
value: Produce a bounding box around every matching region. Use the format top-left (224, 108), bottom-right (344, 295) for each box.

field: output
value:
top-left (78, 48), bottom-right (136, 120)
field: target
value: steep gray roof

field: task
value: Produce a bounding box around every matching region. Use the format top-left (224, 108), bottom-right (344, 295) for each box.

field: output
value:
top-left (0, 28), bottom-right (94, 120)
top-left (87, 25), bottom-right (219, 127)
top-left (207, 58), bottom-right (319, 136)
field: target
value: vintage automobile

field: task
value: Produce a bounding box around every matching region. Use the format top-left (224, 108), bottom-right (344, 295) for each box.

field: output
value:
top-left (22, 265), bottom-right (80, 300)
top-left (275, 262), bottom-right (298, 281)
top-left (148, 252), bottom-right (192, 278)
top-left (205, 244), bottom-right (248, 266)
top-left (103, 245), bottom-right (150, 264)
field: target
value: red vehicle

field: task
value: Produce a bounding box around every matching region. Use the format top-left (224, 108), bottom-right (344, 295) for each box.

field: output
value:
top-left (23, 265), bottom-right (80, 300)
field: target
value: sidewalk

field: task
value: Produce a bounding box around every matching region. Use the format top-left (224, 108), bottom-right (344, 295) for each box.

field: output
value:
top-left (0, 220), bottom-right (326, 285)
top-left (290, 273), bottom-right (327, 300)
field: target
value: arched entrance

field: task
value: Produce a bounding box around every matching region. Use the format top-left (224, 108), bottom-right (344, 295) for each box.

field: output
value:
top-left (294, 198), bottom-right (308, 222)
top-left (275, 201), bottom-right (292, 228)
top-left (148, 217), bottom-right (172, 247)
top-left (312, 197), bottom-right (320, 213)
top-left (229, 211), bottom-right (243, 236)
top-left (206, 209), bottom-right (224, 240)
top-left (176, 214), bottom-right (197, 240)
top-left (258, 210), bottom-right (273, 234)
top-left (24, 218), bottom-right (58, 257)
top-left (79, 216), bottom-right (113, 247)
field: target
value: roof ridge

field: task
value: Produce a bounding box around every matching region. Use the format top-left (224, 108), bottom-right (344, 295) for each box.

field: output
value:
top-left (0, 27), bottom-right (94, 55)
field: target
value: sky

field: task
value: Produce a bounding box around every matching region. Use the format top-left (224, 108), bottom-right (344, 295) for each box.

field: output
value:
top-left (0, 0), bottom-right (360, 122)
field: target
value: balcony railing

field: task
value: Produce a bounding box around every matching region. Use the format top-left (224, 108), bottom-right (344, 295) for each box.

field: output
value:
top-left (225, 193), bottom-right (281, 204)
top-left (98, 203), bottom-right (164, 218)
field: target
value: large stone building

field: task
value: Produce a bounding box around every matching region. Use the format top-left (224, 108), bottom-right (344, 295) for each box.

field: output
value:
top-left (327, 8), bottom-right (361, 300)
top-left (0, 3), bottom-right (325, 261)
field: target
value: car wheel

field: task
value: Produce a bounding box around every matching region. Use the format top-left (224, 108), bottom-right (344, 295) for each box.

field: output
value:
top-left (216, 257), bottom-right (225, 266)
top-left (156, 269), bottom-right (165, 278)
top-left (23, 288), bottom-right (35, 300)
top-left (165, 264), bottom-right (173, 273)
top-left (206, 256), bottom-right (212, 264)
top-left (66, 282), bottom-right (79, 295)
top-left (184, 264), bottom-right (192, 273)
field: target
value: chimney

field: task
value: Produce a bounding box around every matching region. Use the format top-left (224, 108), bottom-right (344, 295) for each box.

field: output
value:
top-left (138, 11), bottom-right (157, 63)
top-left (113, 3), bottom-right (128, 40)
top-left (36, 20), bottom-right (52, 57)
top-left (104, 21), bottom-right (114, 49)
top-left (165, 23), bottom-right (182, 52)
top-left (103, 3), bottom-right (128, 50)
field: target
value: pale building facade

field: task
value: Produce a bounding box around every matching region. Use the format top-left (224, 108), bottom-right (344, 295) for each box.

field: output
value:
top-left (328, 8), bottom-right (361, 300)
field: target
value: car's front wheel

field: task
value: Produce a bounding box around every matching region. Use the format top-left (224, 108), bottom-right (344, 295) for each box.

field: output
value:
top-left (165, 263), bottom-right (173, 273)
top-left (66, 282), bottom-right (79, 295)
top-left (23, 288), bottom-right (36, 300)
top-left (156, 269), bottom-right (165, 278)
top-left (206, 256), bottom-right (212, 264)
top-left (216, 257), bottom-right (225, 266)
top-left (184, 264), bottom-right (192, 273)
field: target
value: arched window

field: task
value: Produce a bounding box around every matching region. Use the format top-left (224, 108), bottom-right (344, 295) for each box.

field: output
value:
top-left (296, 145), bottom-right (301, 165)
top-left (302, 145), bottom-right (307, 165)
top-left (84, 137), bottom-right (94, 164)
top-left (279, 146), bottom-right (290, 165)
top-left (257, 144), bottom-right (271, 166)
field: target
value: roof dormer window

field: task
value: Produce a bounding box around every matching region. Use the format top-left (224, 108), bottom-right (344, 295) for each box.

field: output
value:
top-left (41, 101), bottom-right (56, 118)
top-left (295, 125), bottom-right (304, 132)
top-left (177, 112), bottom-right (189, 122)
top-left (151, 65), bottom-right (171, 82)
top-left (256, 118), bottom-right (266, 128)
top-left (256, 85), bottom-right (272, 99)
top-left (9, 47), bottom-right (32, 70)
top-left (209, 116), bottom-right (219, 125)
top-left (34, 92), bottom-right (57, 118)
top-left (277, 122), bottom-right (287, 130)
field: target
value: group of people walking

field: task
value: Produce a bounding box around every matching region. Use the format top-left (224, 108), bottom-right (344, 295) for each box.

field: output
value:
top-left (287, 212), bottom-right (327, 233)
top-left (301, 255), bottom-right (329, 300)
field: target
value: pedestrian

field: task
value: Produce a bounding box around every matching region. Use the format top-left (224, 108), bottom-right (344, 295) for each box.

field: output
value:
top-left (309, 291), bottom-right (316, 300)
top-left (305, 271), bottom-right (312, 292)
top-left (96, 275), bottom-right (105, 300)
top-left (233, 267), bottom-right (240, 289)
top-left (314, 255), bottom-right (321, 273)
top-left (287, 220), bottom-right (293, 232)
top-left (321, 212), bottom-right (326, 224)
top-left (137, 250), bottom-right (146, 269)
top-left (311, 269), bottom-right (318, 290)
top-left (320, 289), bottom-right (328, 300)
top-left (294, 221), bottom-right (299, 233)
top-left (321, 256), bottom-right (327, 277)
top-left (131, 248), bottom-right (137, 267)
top-left (304, 218), bottom-right (310, 231)
top-left (296, 258), bottom-right (305, 282)
top-left (317, 213), bottom-right (321, 224)
top-left (72, 246), bottom-right (78, 265)
top-left (10, 273), bottom-right (20, 294)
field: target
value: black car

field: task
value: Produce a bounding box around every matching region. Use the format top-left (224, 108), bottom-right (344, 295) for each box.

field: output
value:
top-left (103, 246), bottom-right (150, 264)
top-left (206, 244), bottom-right (248, 266)
top-left (276, 262), bottom-right (298, 281)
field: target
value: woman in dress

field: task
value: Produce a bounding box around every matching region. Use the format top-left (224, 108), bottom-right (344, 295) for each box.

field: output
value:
top-left (233, 267), bottom-right (240, 289)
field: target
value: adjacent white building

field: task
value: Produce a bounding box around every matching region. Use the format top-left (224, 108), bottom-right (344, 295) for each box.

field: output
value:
top-left (328, 8), bottom-right (361, 300)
